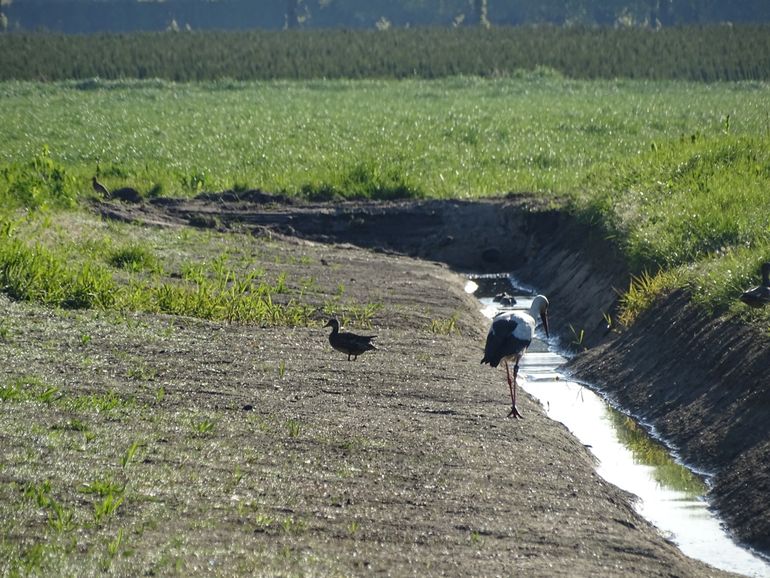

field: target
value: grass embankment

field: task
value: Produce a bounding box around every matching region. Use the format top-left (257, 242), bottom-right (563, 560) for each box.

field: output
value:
top-left (1, 77), bottom-right (769, 327)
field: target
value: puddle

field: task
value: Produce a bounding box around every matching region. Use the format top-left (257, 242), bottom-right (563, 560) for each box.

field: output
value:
top-left (467, 275), bottom-right (770, 578)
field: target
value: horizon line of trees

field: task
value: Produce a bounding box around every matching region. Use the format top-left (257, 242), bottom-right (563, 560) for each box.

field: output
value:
top-left (2, 0), bottom-right (770, 34)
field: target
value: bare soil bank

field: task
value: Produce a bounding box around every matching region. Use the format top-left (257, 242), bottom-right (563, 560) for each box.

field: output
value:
top-left (84, 190), bottom-right (768, 574)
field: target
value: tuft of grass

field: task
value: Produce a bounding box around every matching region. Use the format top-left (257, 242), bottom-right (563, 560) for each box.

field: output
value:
top-left (93, 494), bottom-right (125, 525)
top-left (107, 243), bottom-right (161, 273)
top-left (192, 418), bottom-right (215, 436)
top-left (429, 313), bottom-right (459, 335)
top-left (285, 419), bottom-right (302, 439)
top-left (80, 477), bottom-right (126, 498)
top-left (1, 376), bottom-right (59, 403)
top-left (617, 270), bottom-right (680, 327)
top-left (121, 439), bottom-right (144, 469)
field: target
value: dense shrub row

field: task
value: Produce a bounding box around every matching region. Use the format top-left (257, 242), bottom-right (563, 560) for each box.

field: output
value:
top-left (1, 25), bottom-right (769, 82)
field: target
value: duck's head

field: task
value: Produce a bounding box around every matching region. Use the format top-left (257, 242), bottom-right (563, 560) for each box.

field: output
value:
top-left (324, 318), bottom-right (340, 331)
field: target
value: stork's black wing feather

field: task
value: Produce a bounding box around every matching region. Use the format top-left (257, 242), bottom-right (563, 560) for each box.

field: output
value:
top-left (481, 316), bottom-right (520, 368)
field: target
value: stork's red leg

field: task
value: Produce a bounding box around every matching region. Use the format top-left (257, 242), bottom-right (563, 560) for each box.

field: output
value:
top-left (504, 361), bottom-right (524, 419)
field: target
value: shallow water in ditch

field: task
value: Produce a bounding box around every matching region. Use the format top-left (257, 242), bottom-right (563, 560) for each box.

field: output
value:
top-left (467, 275), bottom-right (770, 578)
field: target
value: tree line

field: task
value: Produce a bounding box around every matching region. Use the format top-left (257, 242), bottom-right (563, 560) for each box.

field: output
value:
top-left (2, 0), bottom-right (769, 34)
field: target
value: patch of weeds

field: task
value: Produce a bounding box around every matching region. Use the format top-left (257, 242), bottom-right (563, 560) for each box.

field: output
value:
top-left (277, 359), bottom-right (286, 379)
top-left (126, 360), bottom-right (158, 381)
top-left (253, 513), bottom-right (275, 533)
top-left (81, 476), bottom-right (126, 498)
top-left (345, 303), bottom-right (381, 328)
top-left (106, 528), bottom-right (125, 563)
top-left (80, 333), bottom-right (92, 346)
top-left (23, 480), bottom-right (53, 508)
top-left (48, 500), bottom-right (76, 533)
top-left (192, 418), bottom-right (215, 437)
top-left (93, 493), bottom-right (125, 526)
top-left (154, 386), bottom-right (165, 403)
top-left (429, 312), bottom-right (459, 335)
top-left (285, 419), bottom-right (302, 439)
top-left (20, 542), bottom-right (48, 575)
top-left (68, 390), bottom-right (136, 414)
top-left (0, 375), bottom-right (59, 404)
top-left (107, 243), bottom-right (162, 273)
top-left (281, 516), bottom-right (306, 535)
top-left (617, 269), bottom-right (679, 326)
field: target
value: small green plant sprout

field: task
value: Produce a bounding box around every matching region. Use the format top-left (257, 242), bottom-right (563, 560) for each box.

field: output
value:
top-left (121, 439), bottom-right (144, 469)
top-left (80, 333), bottom-right (92, 346)
top-left (93, 493), bottom-right (125, 525)
top-left (155, 386), bottom-right (165, 403)
top-left (429, 312), bottom-right (459, 335)
top-left (285, 419), bottom-right (301, 438)
top-left (107, 528), bottom-right (124, 559)
top-left (253, 513), bottom-right (275, 532)
top-left (569, 324), bottom-right (586, 350)
top-left (277, 359), bottom-right (287, 379)
top-left (23, 480), bottom-right (53, 508)
top-left (48, 500), bottom-right (75, 533)
top-left (347, 520), bottom-right (360, 536)
top-left (192, 418), bottom-right (215, 436)
top-left (602, 311), bottom-right (613, 331)
top-left (38, 385), bottom-right (60, 404)
top-left (280, 516), bottom-right (306, 535)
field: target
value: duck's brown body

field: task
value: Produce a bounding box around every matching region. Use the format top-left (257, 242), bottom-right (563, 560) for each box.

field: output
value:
top-left (740, 262), bottom-right (770, 307)
top-left (324, 319), bottom-right (376, 361)
top-left (92, 176), bottom-right (110, 197)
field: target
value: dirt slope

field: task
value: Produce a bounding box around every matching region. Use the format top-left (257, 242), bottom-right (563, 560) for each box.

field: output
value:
top-left (0, 192), bottom-right (737, 575)
top-left (37, 190), bottom-right (762, 574)
top-left (97, 190), bottom-right (770, 557)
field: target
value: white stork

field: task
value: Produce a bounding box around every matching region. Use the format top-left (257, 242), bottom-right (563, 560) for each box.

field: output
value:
top-left (481, 294), bottom-right (549, 418)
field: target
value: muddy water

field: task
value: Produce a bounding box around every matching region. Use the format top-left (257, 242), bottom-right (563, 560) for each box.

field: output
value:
top-left (467, 275), bottom-right (770, 578)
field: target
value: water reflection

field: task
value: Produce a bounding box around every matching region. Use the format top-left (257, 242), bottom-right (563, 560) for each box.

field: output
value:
top-left (607, 409), bottom-right (707, 497)
top-left (470, 274), bottom-right (770, 578)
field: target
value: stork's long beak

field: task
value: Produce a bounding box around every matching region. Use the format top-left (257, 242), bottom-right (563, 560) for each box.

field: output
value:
top-left (541, 311), bottom-right (549, 338)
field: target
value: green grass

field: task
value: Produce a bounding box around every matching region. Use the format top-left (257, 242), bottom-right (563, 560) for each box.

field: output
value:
top-left (2, 77), bottom-right (767, 201)
top-left (0, 77), bottom-right (769, 324)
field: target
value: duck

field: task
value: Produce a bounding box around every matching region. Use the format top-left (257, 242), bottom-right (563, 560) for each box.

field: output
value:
top-left (481, 295), bottom-right (549, 419)
top-left (92, 176), bottom-right (110, 198)
top-left (493, 292), bottom-right (517, 306)
top-left (740, 262), bottom-right (770, 307)
top-left (324, 318), bottom-right (377, 361)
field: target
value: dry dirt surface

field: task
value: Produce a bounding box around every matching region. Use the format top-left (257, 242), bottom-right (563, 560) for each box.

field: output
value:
top-left (0, 193), bottom-right (737, 576)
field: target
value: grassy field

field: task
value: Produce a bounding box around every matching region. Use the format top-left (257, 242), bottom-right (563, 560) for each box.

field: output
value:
top-left (1, 76), bottom-right (769, 324)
